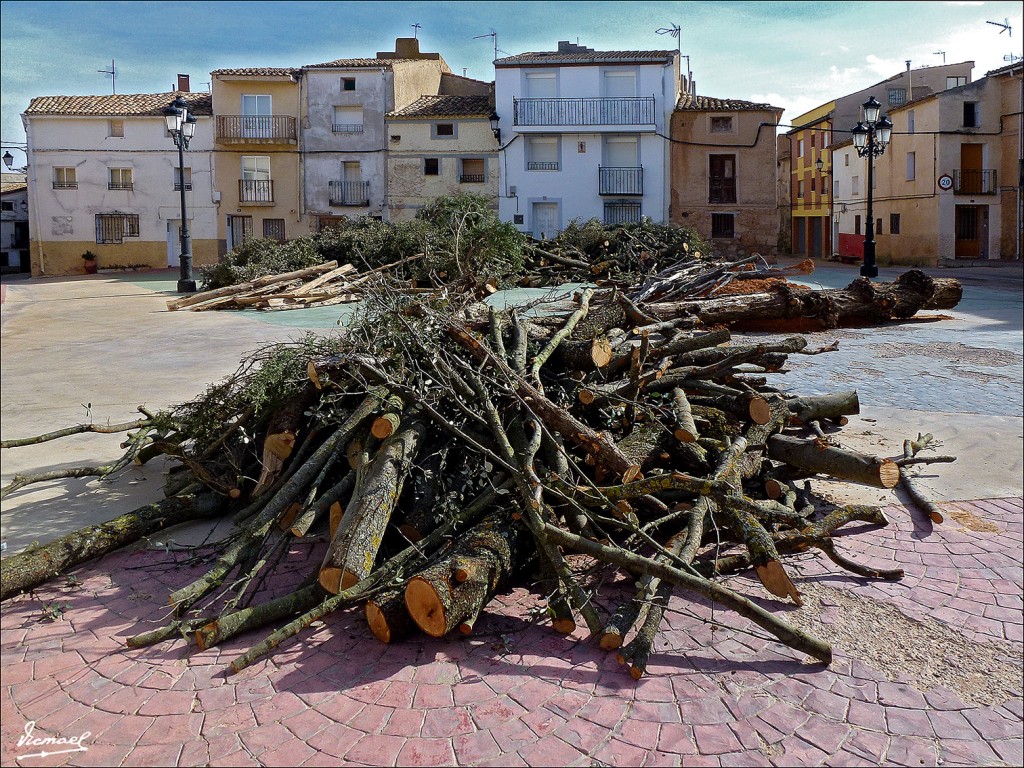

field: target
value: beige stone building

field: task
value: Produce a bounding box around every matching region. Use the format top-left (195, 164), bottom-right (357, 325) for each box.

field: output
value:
top-left (832, 62), bottom-right (1021, 265)
top-left (385, 94), bottom-right (498, 221)
top-left (210, 67), bottom-right (303, 252)
top-left (670, 95), bottom-right (783, 255)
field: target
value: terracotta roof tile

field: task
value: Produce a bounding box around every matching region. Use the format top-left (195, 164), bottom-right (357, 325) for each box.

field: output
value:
top-left (387, 95), bottom-right (493, 119)
top-left (2, 181), bottom-right (27, 194)
top-left (495, 49), bottom-right (675, 67)
top-left (303, 58), bottom-right (417, 69)
top-left (24, 91), bottom-right (212, 117)
top-left (675, 94), bottom-right (782, 112)
top-left (211, 67), bottom-right (298, 77)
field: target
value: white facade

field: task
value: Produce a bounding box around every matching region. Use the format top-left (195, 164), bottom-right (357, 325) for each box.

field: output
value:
top-left (494, 43), bottom-right (680, 237)
top-left (23, 100), bottom-right (217, 275)
top-left (1, 175), bottom-right (29, 272)
top-left (302, 67), bottom-right (392, 221)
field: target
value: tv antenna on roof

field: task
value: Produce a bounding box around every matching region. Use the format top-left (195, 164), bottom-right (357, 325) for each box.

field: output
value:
top-left (473, 30), bottom-right (501, 62)
top-left (655, 23), bottom-right (681, 53)
top-left (98, 59), bottom-right (116, 94)
top-left (411, 23), bottom-right (421, 39)
top-left (933, 50), bottom-right (945, 64)
top-left (986, 18), bottom-right (1011, 36)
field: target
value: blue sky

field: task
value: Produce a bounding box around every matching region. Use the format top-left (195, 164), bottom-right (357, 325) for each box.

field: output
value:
top-left (2, 0), bottom-right (1022, 167)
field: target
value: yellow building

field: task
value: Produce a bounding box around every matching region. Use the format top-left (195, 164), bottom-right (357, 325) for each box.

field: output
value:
top-left (210, 67), bottom-right (304, 252)
top-left (787, 102), bottom-right (833, 259)
top-left (385, 94), bottom-right (498, 221)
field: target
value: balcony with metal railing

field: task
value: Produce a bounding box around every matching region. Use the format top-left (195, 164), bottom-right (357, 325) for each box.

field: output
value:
top-left (332, 123), bottom-right (365, 133)
top-left (513, 97), bottom-right (656, 130)
top-left (599, 166), bottom-right (643, 195)
top-left (217, 115), bottom-right (297, 144)
top-left (953, 169), bottom-right (997, 195)
top-left (238, 179), bottom-right (274, 204)
top-left (709, 177), bottom-right (737, 204)
top-left (329, 180), bottom-right (370, 207)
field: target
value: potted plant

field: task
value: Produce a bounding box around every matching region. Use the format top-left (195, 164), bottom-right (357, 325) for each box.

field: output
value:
top-left (82, 251), bottom-right (98, 274)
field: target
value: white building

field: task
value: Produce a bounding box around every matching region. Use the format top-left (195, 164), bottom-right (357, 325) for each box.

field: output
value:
top-left (494, 41), bottom-right (680, 238)
top-left (1, 173), bottom-right (29, 273)
top-left (22, 85), bottom-right (217, 276)
top-left (301, 38), bottom-right (463, 228)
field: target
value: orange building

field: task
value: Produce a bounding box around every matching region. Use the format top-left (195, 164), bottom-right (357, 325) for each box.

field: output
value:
top-left (787, 102), bottom-right (833, 259)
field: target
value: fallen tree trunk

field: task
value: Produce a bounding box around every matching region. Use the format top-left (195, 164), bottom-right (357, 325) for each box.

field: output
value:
top-left (1, 488), bottom-right (225, 601)
top-left (766, 434), bottom-right (900, 489)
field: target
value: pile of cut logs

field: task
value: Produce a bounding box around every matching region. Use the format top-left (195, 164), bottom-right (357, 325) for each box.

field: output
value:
top-left (0, 263), bottom-right (962, 680)
top-left (167, 257), bottom-right (422, 312)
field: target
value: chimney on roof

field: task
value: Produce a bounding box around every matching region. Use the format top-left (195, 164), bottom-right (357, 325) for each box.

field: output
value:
top-left (556, 40), bottom-right (595, 54)
top-left (378, 37), bottom-right (442, 61)
top-left (177, 74), bottom-right (190, 93)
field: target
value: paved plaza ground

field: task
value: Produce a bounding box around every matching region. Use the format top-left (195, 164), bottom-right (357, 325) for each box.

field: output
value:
top-left (1, 262), bottom-right (1021, 766)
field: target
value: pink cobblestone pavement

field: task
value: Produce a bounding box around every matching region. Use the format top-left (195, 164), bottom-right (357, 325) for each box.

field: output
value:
top-left (1, 497), bottom-right (1021, 767)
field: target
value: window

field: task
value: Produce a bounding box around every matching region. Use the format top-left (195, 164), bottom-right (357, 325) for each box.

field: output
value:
top-left (908, 110), bottom-right (915, 134)
top-left (108, 168), bottom-right (133, 190)
top-left (811, 133), bottom-right (816, 149)
top-left (854, 215), bottom-right (861, 235)
top-left (797, 180), bottom-right (804, 198)
top-left (810, 176), bottom-right (816, 193)
top-left (333, 106), bottom-right (363, 133)
top-left (423, 158), bottom-right (440, 176)
top-left (95, 213), bottom-right (140, 244)
top-left (241, 94), bottom-right (273, 138)
top-left (603, 70), bottom-right (636, 98)
top-left (877, 218), bottom-right (883, 235)
top-left (525, 72), bottom-right (557, 98)
top-left (1, 201), bottom-right (13, 212)
top-left (797, 138), bottom-right (804, 156)
top-left (852, 175), bottom-right (860, 196)
top-left (890, 213), bottom-right (901, 234)
top-left (108, 120), bottom-right (124, 137)
top-left (53, 167), bottom-right (77, 189)
top-left (710, 116), bottom-right (734, 134)
top-left (603, 201), bottom-right (641, 225)
top-left (174, 167), bottom-right (192, 191)
top-left (433, 123), bottom-right (456, 138)
top-left (240, 156), bottom-right (272, 202)
top-left (460, 158), bottom-right (485, 183)
top-left (844, 153), bottom-right (850, 167)
top-left (341, 77), bottom-right (356, 91)
top-left (263, 218), bottom-right (286, 241)
top-left (946, 76), bottom-right (967, 89)
top-left (963, 102), bottom-right (978, 128)
top-left (527, 136), bottom-right (559, 170)
top-left (709, 154), bottom-right (736, 203)
top-left (711, 213), bottom-right (735, 239)
top-left (888, 88), bottom-right (907, 106)
top-left (906, 152), bottom-right (916, 181)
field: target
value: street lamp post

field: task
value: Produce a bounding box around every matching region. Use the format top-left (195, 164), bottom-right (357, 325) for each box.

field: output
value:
top-left (850, 97), bottom-right (893, 279)
top-left (163, 96), bottom-right (197, 293)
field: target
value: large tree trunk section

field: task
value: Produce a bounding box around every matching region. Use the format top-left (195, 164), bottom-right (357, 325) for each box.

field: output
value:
top-left (767, 434), bottom-right (900, 489)
top-left (319, 414), bottom-right (427, 593)
top-left (646, 271), bottom-right (963, 330)
top-left (404, 513), bottom-right (525, 637)
top-left (366, 587), bottom-right (417, 643)
top-left (785, 390), bottom-right (860, 425)
top-left (1, 490), bottom-right (225, 601)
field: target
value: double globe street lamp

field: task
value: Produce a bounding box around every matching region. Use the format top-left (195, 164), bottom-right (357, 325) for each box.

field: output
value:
top-left (850, 96), bottom-right (893, 279)
top-left (162, 96), bottom-right (198, 292)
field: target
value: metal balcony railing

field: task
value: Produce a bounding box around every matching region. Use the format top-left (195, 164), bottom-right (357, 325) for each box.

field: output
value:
top-left (329, 180), bottom-right (370, 206)
top-left (953, 169), bottom-right (997, 195)
top-left (173, 182), bottom-right (193, 191)
top-left (599, 166), bottom-right (643, 195)
top-left (459, 174), bottom-right (486, 183)
top-left (239, 179), bottom-right (274, 203)
top-left (527, 161), bottom-right (559, 171)
top-left (52, 181), bottom-right (78, 189)
top-left (332, 123), bottom-right (364, 133)
top-left (108, 181), bottom-right (133, 191)
top-left (709, 177), bottom-right (737, 204)
top-left (603, 201), bottom-right (642, 225)
top-left (513, 96), bottom-right (656, 127)
top-left (217, 115), bottom-right (297, 143)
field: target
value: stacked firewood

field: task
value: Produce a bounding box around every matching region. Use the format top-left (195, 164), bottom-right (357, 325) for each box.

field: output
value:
top-left (167, 258), bottom-right (424, 312)
top-left (0, 271), bottom-right (962, 679)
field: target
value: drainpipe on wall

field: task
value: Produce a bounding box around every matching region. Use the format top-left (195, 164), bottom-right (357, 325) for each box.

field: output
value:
top-left (297, 70), bottom-right (304, 227)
